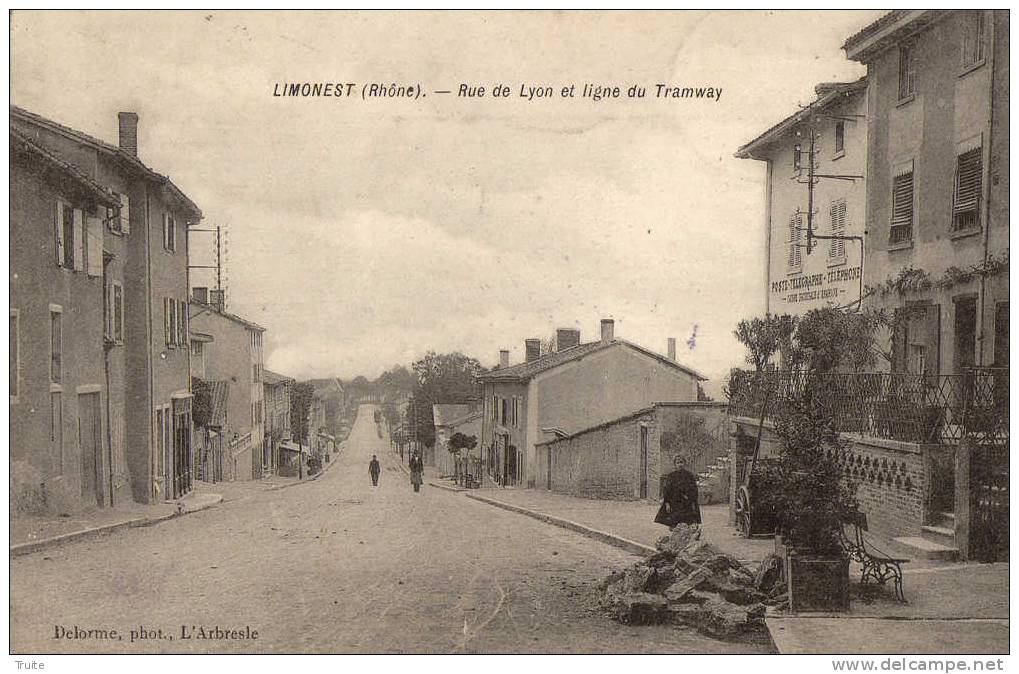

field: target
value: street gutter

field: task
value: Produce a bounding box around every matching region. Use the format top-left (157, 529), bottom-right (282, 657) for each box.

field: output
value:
top-left (463, 492), bottom-right (655, 557)
top-left (10, 493), bottom-right (223, 558)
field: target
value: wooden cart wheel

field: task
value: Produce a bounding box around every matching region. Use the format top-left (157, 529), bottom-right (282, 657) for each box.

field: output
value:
top-left (735, 485), bottom-right (752, 538)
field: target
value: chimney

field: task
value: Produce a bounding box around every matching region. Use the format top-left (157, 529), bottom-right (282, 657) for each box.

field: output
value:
top-left (499, 349), bottom-right (510, 369)
top-left (668, 337), bottom-right (677, 361)
top-left (556, 328), bottom-right (581, 351)
top-left (192, 287), bottom-right (209, 305)
top-left (600, 318), bottom-right (615, 344)
top-left (525, 338), bottom-right (541, 363)
top-left (118, 112), bottom-right (139, 156)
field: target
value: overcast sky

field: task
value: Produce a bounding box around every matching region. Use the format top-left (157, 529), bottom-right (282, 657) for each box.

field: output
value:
top-left (11, 10), bottom-right (880, 394)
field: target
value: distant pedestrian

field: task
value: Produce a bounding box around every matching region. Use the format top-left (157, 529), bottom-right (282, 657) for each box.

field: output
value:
top-left (368, 454), bottom-right (381, 487)
top-left (409, 451), bottom-right (424, 493)
top-left (654, 454), bottom-right (701, 528)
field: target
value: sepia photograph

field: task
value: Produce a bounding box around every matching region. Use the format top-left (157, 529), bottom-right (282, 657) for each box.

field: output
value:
top-left (7, 9), bottom-right (1010, 662)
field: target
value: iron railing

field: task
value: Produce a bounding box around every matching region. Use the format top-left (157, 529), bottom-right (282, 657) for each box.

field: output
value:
top-left (727, 367), bottom-right (1009, 446)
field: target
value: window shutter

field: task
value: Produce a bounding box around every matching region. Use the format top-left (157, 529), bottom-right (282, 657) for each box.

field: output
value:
top-left (890, 171), bottom-right (914, 243)
top-left (168, 215), bottom-right (176, 252)
top-left (114, 283), bottom-right (124, 342)
top-left (120, 193), bottom-right (130, 234)
top-left (162, 213), bottom-right (169, 250)
top-left (86, 215), bottom-right (103, 277)
top-left (105, 281), bottom-right (113, 339)
top-left (72, 209), bottom-right (85, 271)
top-left (829, 199), bottom-right (846, 259)
top-left (953, 147), bottom-right (982, 228)
top-left (164, 297), bottom-right (171, 346)
top-left (54, 202), bottom-right (65, 267)
top-left (787, 213), bottom-right (802, 269)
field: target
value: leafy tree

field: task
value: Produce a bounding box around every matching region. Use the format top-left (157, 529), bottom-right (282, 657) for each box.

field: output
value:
top-left (448, 432), bottom-right (478, 455)
top-left (733, 314), bottom-right (799, 372)
top-left (406, 352), bottom-right (486, 448)
top-left (289, 382), bottom-right (315, 446)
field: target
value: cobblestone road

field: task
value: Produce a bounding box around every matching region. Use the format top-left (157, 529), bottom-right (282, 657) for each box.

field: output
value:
top-left (11, 405), bottom-right (770, 654)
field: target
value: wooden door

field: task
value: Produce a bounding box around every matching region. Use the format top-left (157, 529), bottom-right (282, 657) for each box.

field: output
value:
top-left (78, 392), bottom-right (103, 507)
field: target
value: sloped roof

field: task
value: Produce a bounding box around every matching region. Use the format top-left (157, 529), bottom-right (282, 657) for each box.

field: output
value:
top-left (10, 105), bottom-right (202, 220)
top-left (842, 10), bottom-right (943, 62)
top-left (477, 339), bottom-right (706, 383)
top-left (11, 127), bottom-right (119, 207)
top-left (735, 78), bottom-right (867, 160)
top-left (191, 302), bottom-right (265, 332)
top-left (433, 404), bottom-right (473, 427)
top-left (445, 409), bottom-right (483, 429)
top-left (263, 369), bottom-right (294, 386)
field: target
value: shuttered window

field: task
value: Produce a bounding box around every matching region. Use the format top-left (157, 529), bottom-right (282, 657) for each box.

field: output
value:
top-left (55, 201), bottom-right (68, 267)
top-left (164, 298), bottom-right (171, 346)
top-left (952, 146), bottom-right (982, 231)
top-left (113, 282), bottom-right (124, 343)
top-left (961, 11), bottom-right (986, 69)
top-left (787, 212), bottom-right (802, 271)
top-left (86, 215), bottom-right (103, 277)
top-left (829, 199), bottom-right (847, 261)
top-left (898, 42), bottom-right (916, 100)
top-left (163, 213), bottom-right (176, 252)
top-left (72, 208), bottom-right (84, 271)
top-left (890, 170), bottom-right (914, 244)
top-left (834, 121), bottom-right (845, 155)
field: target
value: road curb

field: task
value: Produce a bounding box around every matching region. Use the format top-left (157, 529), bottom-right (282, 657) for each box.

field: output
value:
top-left (463, 493), bottom-right (656, 557)
top-left (427, 481), bottom-right (466, 493)
top-left (266, 441), bottom-right (346, 491)
top-left (10, 494), bottom-right (223, 557)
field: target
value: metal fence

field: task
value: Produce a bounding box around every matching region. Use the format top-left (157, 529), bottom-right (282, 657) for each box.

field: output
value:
top-left (727, 367), bottom-right (1009, 446)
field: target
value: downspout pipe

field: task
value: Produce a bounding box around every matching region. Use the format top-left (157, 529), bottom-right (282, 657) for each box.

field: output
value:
top-left (978, 12), bottom-right (997, 366)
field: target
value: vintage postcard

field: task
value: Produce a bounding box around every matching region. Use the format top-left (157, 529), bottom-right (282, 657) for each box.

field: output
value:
top-left (8, 9), bottom-right (1009, 662)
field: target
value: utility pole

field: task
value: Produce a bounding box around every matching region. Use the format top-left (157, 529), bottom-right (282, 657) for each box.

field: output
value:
top-left (794, 108), bottom-right (867, 309)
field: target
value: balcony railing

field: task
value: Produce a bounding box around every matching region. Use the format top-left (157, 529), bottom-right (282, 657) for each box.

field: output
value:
top-left (727, 367), bottom-right (1008, 446)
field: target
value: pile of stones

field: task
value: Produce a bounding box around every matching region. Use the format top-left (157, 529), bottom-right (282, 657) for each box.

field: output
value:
top-left (599, 524), bottom-right (786, 640)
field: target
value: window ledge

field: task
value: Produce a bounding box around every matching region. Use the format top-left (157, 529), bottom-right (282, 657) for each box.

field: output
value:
top-left (896, 93), bottom-right (916, 108)
top-left (949, 226), bottom-right (982, 241)
top-left (959, 59), bottom-right (986, 78)
top-left (827, 255), bottom-right (848, 268)
top-left (887, 239), bottom-right (914, 252)
top-left (832, 149), bottom-right (846, 161)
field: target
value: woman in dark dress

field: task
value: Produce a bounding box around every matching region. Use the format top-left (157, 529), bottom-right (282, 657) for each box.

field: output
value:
top-left (655, 454), bottom-right (701, 528)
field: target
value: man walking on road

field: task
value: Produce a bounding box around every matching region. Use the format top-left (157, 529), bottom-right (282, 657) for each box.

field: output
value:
top-left (409, 451), bottom-right (424, 493)
top-left (369, 454), bottom-right (381, 487)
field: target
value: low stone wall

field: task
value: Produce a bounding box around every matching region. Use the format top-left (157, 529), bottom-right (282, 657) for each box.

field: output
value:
top-left (728, 416), bottom-right (943, 540)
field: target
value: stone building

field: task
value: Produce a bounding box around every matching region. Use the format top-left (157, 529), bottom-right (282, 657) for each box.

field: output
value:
top-left (188, 290), bottom-right (266, 481)
top-left (476, 319), bottom-right (705, 488)
top-left (11, 105), bottom-right (203, 508)
top-left (10, 128), bottom-right (121, 515)
top-left (735, 78), bottom-right (868, 314)
top-left (432, 404), bottom-right (482, 478)
top-left (263, 369), bottom-right (294, 475)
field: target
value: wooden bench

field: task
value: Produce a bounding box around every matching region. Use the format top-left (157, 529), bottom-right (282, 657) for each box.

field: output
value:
top-left (839, 511), bottom-right (909, 602)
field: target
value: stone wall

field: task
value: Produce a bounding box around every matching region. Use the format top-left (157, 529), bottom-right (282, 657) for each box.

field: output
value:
top-left (728, 416), bottom-right (940, 540)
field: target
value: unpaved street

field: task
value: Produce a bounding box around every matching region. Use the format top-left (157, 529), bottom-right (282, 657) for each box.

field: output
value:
top-left (11, 405), bottom-right (770, 654)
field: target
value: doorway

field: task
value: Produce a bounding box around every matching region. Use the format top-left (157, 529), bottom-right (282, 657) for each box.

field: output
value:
top-left (78, 392), bottom-right (103, 507)
top-left (953, 296), bottom-right (977, 374)
top-left (505, 444), bottom-right (518, 486)
top-left (639, 426), bottom-right (649, 499)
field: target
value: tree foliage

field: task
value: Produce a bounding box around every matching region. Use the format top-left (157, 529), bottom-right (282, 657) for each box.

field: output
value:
top-left (733, 314), bottom-right (798, 372)
top-left (448, 432), bottom-right (478, 455)
top-left (289, 382), bottom-right (315, 445)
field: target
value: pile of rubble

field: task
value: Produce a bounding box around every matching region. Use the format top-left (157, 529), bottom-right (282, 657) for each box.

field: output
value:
top-left (599, 524), bottom-right (786, 640)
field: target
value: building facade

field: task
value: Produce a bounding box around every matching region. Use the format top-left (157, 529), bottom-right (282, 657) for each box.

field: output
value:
top-left (736, 79), bottom-right (869, 315)
top-left (844, 10), bottom-right (1008, 378)
top-left (10, 129), bottom-right (121, 516)
top-left (188, 292), bottom-right (265, 481)
top-left (11, 106), bottom-right (202, 506)
top-left (263, 369), bottom-right (294, 475)
top-left (477, 319), bottom-right (706, 488)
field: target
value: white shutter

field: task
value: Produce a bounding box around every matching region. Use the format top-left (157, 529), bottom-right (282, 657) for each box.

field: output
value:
top-left (72, 209), bottom-right (85, 271)
top-left (120, 193), bottom-right (130, 234)
top-left (86, 215), bottom-right (103, 277)
top-left (54, 202), bottom-right (65, 267)
top-left (162, 213), bottom-right (169, 250)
